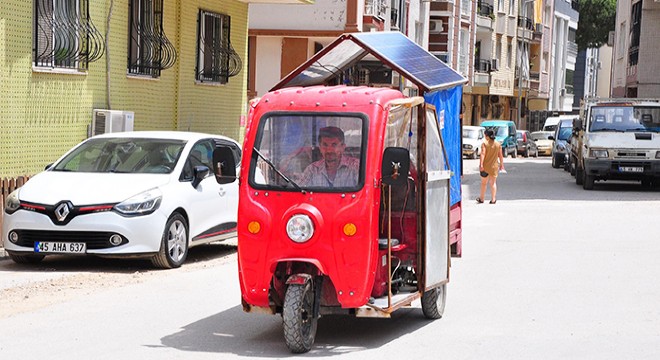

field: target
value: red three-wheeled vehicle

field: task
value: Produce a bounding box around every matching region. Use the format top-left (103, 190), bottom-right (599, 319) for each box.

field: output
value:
top-left (214, 84), bottom-right (455, 353)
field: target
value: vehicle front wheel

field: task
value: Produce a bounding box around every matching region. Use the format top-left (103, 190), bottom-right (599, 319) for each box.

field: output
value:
top-left (575, 166), bottom-right (584, 185)
top-left (151, 213), bottom-right (189, 269)
top-left (510, 148), bottom-right (517, 158)
top-left (8, 252), bottom-right (45, 264)
top-left (421, 284), bottom-right (447, 319)
top-left (283, 280), bottom-right (318, 353)
top-left (551, 155), bottom-right (559, 168)
top-left (524, 149), bottom-right (529, 158)
top-left (583, 173), bottom-right (595, 190)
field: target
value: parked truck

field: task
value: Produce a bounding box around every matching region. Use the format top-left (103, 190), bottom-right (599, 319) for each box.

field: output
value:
top-left (572, 97), bottom-right (660, 190)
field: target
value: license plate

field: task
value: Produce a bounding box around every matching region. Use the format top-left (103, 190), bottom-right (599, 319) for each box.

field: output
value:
top-left (618, 166), bottom-right (644, 173)
top-left (34, 242), bottom-right (86, 254)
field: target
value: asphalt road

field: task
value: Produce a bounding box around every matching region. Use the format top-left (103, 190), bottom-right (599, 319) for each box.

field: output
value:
top-left (1, 156), bottom-right (659, 359)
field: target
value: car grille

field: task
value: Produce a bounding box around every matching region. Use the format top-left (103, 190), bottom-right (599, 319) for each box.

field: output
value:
top-left (614, 151), bottom-right (648, 159)
top-left (12, 230), bottom-right (128, 249)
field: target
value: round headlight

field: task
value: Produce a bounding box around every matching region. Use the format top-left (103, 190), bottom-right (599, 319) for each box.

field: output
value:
top-left (286, 214), bottom-right (314, 243)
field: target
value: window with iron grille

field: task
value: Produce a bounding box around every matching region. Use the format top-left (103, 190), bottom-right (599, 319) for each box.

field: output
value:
top-left (34, 0), bottom-right (105, 71)
top-left (128, 0), bottom-right (177, 77)
top-left (196, 10), bottom-right (242, 84)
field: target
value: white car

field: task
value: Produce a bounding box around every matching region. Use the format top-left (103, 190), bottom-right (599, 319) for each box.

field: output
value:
top-left (462, 125), bottom-right (485, 159)
top-left (2, 131), bottom-right (241, 268)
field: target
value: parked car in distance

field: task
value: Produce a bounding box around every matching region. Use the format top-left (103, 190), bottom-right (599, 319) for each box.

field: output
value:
top-left (543, 115), bottom-right (578, 132)
top-left (516, 130), bottom-right (539, 158)
top-left (462, 125), bottom-right (485, 159)
top-left (550, 119), bottom-right (574, 169)
top-left (480, 120), bottom-right (518, 158)
top-left (530, 131), bottom-right (554, 156)
top-left (2, 131), bottom-right (241, 269)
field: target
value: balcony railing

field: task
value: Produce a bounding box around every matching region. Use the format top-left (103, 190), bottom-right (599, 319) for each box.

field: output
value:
top-left (629, 46), bottom-right (639, 66)
top-left (517, 16), bottom-right (534, 31)
top-left (477, 1), bottom-right (494, 18)
top-left (365, 0), bottom-right (387, 19)
top-left (475, 59), bottom-right (491, 73)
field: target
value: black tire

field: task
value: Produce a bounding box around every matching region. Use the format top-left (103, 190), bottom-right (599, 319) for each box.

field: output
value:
top-left (551, 155), bottom-right (560, 168)
top-left (510, 148), bottom-right (517, 158)
top-left (8, 252), bottom-right (45, 264)
top-left (151, 213), bottom-right (189, 269)
top-left (570, 157), bottom-right (576, 176)
top-left (575, 166), bottom-right (584, 185)
top-left (583, 173), bottom-right (595, 190)
top-left (283, 281), bottom-right (317, 353)
top-left (421, 284), bottom-right (447, 319)
top-left (524, 149), bottom-right (529, 158)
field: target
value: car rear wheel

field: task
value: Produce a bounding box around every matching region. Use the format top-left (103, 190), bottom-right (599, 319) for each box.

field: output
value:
top-left (151, 213), bottom-right (189, 269)
top-left (510, 148), bottom-right (517, 158)
top-left (8, 252), bottom-right (45, 264)
top-left (421, 283), bottom-right (447, 319)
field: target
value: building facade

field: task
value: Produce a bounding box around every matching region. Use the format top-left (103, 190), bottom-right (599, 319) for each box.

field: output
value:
top-left (548, 0), bottom-right (578, 112)
top-left (611, 0), bottom-right (660, 98)
top-left (0, 0), bottom-right (282, 178)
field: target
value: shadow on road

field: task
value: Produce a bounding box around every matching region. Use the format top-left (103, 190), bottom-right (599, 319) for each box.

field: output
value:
top-left (160, 305), bottom-right (435, 357)
top-left (0, 242), bottom-right (237, 273)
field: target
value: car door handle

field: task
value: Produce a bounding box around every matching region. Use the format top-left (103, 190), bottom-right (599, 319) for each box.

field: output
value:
top-left (218, 187), bottom-right (226, 197)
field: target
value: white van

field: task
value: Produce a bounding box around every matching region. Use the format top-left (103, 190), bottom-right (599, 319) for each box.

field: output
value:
top-left (543, 115), bottom-right (578, 132)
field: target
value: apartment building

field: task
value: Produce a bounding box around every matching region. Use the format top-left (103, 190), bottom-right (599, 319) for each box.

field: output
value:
top-left (548, 0), bottom-right (579, 112)
top-left (247, 0), bottom-right (431, 98)
top-left (611, 0), bottom-right (660, 98)
top-left (1, 0), bottom-right (290, 178)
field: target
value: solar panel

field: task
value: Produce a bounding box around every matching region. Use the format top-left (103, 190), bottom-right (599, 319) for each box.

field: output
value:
top-left (273, 31), bottom-right (466, 92)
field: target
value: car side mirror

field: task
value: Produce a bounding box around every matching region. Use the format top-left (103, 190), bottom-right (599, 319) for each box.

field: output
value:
top-left (192, 165), bottom-right (210, 188)
top-left (213, 147), bottom-right (237, 184)
top-left (381, 147), bottom-right (410, 186)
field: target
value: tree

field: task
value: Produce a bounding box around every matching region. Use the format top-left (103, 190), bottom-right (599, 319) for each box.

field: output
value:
top-left (575, 0), bottom-right (617, 51)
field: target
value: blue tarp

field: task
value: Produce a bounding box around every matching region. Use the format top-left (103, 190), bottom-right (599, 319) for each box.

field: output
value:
top-left (425, 86), bottom-right (463, 206)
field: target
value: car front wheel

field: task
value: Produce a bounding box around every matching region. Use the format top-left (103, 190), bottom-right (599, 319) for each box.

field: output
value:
top-left (151, 213), bottom-right (189, 269)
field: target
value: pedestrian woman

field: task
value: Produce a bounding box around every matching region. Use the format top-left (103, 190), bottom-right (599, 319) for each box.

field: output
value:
top-left (477, 129), bottom-right (505, 204)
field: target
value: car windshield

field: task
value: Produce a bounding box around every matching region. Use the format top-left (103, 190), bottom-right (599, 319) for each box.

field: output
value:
top-left (589, 106), bottom-right (660, 132)
top-left (484, 126), bottom-right (508, 137)
top-left (531, 132), bottom-right (551, 141)
top-left (462, 129), bottom-right (481, 139)
top-left (557, 127), bottom-right (572, 141)
top-left (52, 138), bottom-right (186, 174)
top-left (251, 114), bottom-right (365, 192)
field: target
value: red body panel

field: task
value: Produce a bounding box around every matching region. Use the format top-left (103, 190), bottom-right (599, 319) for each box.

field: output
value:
top-left (238, 86), bottom-right (406, 309)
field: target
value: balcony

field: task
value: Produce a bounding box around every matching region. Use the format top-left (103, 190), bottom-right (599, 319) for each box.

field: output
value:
top-left (529, 71), bottom-right (540, 91)
top-left (475, 59), bottom-right (491, 73)
top-left (567, 41), bottom-right (578, 58)
top-left (476, 1), bottom-right (495, 30)
top-left (364, 0), bottom-right (387, 30)
top-left (517, 16), bottom-right (534, 31)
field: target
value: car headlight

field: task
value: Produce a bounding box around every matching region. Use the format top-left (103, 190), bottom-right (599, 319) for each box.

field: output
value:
top-left (286, 214), bottom-right (314, 243)
top-left (114, 188), bottom-right (162, 216)
top-left (4, 189), bottom-right (20, 214)
top-left (589, 149), bottom-right (608, 158)
top-left (463, 144), bottom-right (473, 150)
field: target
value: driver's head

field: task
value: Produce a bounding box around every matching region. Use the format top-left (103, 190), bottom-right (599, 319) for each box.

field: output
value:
top-left (318, 126), bottom-right (346, 164)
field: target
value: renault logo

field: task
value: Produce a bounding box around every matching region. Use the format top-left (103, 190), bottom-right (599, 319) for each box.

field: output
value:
top-left (55, 202), bottom-right (71, 222)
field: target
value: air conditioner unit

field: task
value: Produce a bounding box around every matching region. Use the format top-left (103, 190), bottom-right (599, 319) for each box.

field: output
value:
top-left (429, 19), bottom-right (444, 34)
top-left (491, 58), bottom-right (499, 71)
top-left (535, 23), bottom-right (543, 33)
top-left (91, 109), bottom-right (135, 136)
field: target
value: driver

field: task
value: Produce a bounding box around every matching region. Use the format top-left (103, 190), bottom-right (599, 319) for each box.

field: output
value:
top-left (300, 126), bottom-right (359, 187)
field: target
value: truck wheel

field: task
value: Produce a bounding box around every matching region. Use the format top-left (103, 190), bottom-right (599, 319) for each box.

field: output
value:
top-left (583, 173), bottom-right (595, 190)
top-left (421, 284), bottom-right (447, 319)
top-left (283, 280), bottom-right (317, 353)
top-left (575, 166), bottom-right (584, 185)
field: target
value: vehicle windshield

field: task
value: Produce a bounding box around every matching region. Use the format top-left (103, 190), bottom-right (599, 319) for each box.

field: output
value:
top-left (52, 138), bottom-right (186, 174)
top-left (462, 129), bottom-right (481, 139)
top-left (251, 114), bottom-right (365, 192)
top-left (589, 106), bottom-right (660, 132)
top-left (556, 127), bottom-right (572, 141)
top-left (531, 132), bottom-right (552, 141)
top-left (484, 126), bottom-right (508, 137)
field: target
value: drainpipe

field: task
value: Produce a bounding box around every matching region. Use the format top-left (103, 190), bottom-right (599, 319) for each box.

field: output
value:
top-left (105, 0), bottom-right (114, 109)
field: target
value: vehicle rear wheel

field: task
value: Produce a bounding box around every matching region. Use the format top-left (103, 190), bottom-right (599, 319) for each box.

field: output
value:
top-left (283, 280), bottom-right (317, 353)
top-left (551, 155), bottom-right (559, 168)
top-left (583, 173), bottom-right (595, 190)
top-left (510, 148), bottom-right (517, 158)
top-left (8, 252), bottom-right (45, 264)
top-left (421, 283), bottom-right (447, 319)
top-left (151, 213), bottom-right (189, 269)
